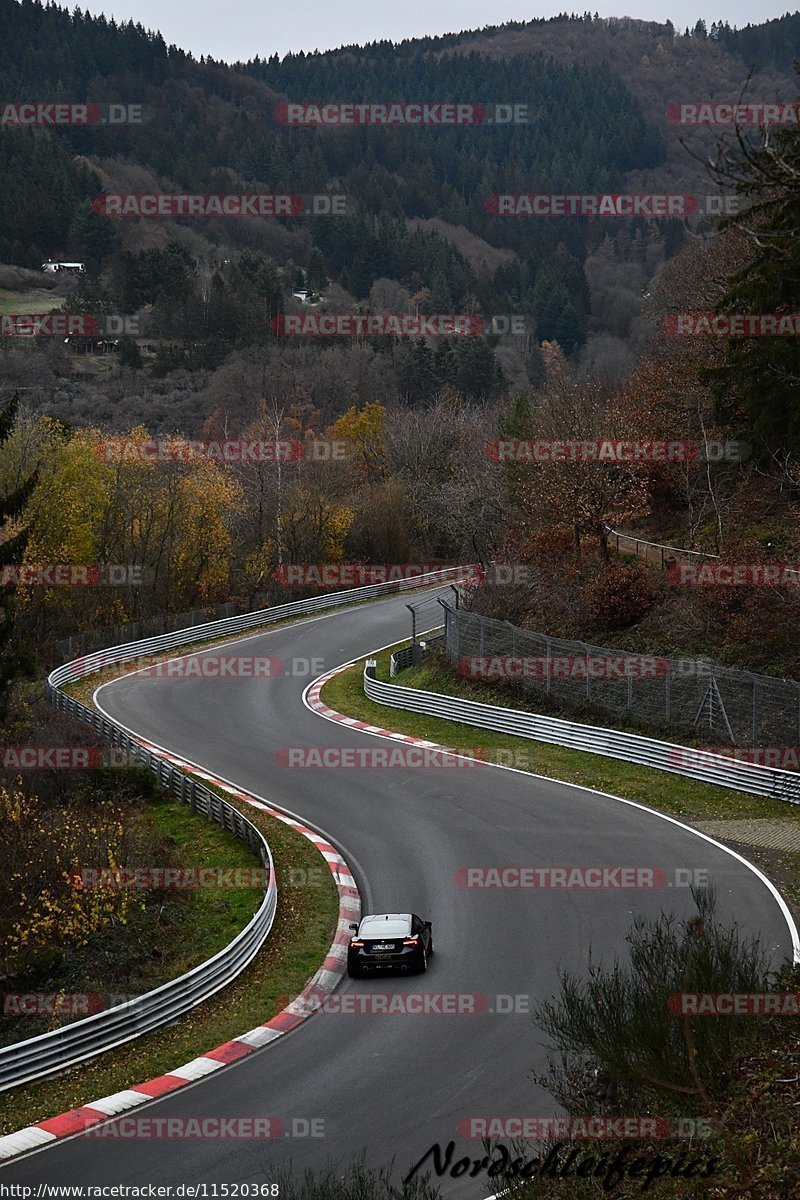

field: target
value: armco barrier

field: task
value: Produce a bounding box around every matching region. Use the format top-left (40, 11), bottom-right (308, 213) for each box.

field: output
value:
top-left (604, 523), bottom-right (719, 568)
top-left (367, 661), bottom-right (800, 808)
top-left (1, 567), bottom-right (469, 1092)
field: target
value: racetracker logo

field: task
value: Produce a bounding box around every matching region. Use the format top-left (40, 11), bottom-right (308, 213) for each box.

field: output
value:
top-left (0, 102), bottom-right (145, 125)
top-left (667, 562), bottom-right (800, 586)
top-left (274, 563), bottom-right (480, 586)
top-left (486, 194), bottom-right (696, 216)
top-left (69, 867), bottom-right (270, 889)
top-left (2, 993), bottom-right (137, 1016)
top-left (93, 438), bottom-right (312, 462)
top-left (283, 992), bottom-right (494, 1015)
top-left (667, 102), bottom-right (800, 125)
top-left (457, 1117), bottom-right (671, 1139)
top-left (134, 656), bottom-right (286, 680)
top-left (80, 1117), bottom-right (324, 1138)
top-left (1, 746), bottom-right (104, 769)
top-left (273, 102), bottom-right (528, 125)
top-left (669, 746), bottom-right (800, 771)
top-left (275, 747), bottom-right (488, 768)
top-left (71, 653), bottom-right (325, 683)
top-left (666, 313), bottom-right (800, 336)
top-left (272, 314), bottom-right (498, 337)
top-left (485, 439), bottom-right (747, 463)
top-left (459, 654), bottom-right (670, 680)
top-left (92, 194), bottom-right (346, 217)
top-left (454, 867), bottom-right (710, 889)
top-left (2, 314), bottom-right (99, 337)
top-left (0, 564), bottom-right (145, 586)
top-left (668, 992), bottom-right (800, 1015)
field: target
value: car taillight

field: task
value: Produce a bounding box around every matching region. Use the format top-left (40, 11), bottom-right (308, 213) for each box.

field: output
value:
top-left (402, 937), bottom-right (419, 945)
top-left (351, 939), bottom-right (364, 947)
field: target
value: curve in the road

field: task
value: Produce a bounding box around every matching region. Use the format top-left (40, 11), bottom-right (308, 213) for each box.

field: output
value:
top-left (1, 588), bottom-right (796, 1197)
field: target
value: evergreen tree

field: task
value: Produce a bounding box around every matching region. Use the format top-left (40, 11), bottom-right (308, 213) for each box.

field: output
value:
top-left (705, 109), bottom-right (800, 459)
top-left (0, 394), bottom-right (38, 719)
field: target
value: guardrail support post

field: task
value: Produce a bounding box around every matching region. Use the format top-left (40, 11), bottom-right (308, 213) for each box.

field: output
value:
top-left (406, 604), bottom-right (417, 646)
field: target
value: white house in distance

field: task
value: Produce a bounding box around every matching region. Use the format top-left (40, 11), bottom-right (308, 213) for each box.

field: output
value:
top-left (41, 261), bottom-right (85, 274)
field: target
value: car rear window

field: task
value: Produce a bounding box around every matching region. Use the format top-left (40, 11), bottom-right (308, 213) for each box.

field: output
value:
top-left (360, 918), bottom-right (409, 938)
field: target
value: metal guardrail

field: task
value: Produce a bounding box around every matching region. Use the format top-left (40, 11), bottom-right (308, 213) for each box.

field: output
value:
top-left (0, 701), bottom-right (276, 1092)
top-left (1, 567), bottom-right (469, 1091)
top-left (364, 664), bottom-right (800, 808)
top-left (605, 524), bottom-right (720, 566)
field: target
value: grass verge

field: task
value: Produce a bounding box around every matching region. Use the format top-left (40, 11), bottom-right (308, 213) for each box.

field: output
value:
top-left (321, 639), bottom-right (800, 925)
top-left (1, 789), bottom-right (339, 1135)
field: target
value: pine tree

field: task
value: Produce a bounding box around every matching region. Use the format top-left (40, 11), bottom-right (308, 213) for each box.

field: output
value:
top-left (0, 394), bottom-right (38, 719)
top-left (705, 108), bottom-right (800, 459)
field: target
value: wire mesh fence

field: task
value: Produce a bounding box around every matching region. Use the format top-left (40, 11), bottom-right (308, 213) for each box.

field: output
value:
top-left (442, 600), bottom-right (800, 748)
top-left (54, 601), bottom-right (242, 663)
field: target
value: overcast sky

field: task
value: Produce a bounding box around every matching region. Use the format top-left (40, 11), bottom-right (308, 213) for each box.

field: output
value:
top-left (75, 2), bottom-right (797, 62)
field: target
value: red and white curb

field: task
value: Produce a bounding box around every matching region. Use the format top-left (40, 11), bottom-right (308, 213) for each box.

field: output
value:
top-left (0, 755), bottom-right (360, 1162)
top-left (306, 666), bottom-right (446, 751)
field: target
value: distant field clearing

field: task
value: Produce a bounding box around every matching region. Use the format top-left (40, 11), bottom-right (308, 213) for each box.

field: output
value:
top-left (0, 288), bottom-right (66, 315)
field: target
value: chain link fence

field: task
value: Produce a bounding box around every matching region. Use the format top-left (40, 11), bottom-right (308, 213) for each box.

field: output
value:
top-left (442, 600), bottom-right (800, 748)
top-left (54, 601), bottom-right (242, 663)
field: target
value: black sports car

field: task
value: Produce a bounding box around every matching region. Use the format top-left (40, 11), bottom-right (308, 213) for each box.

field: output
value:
top-left (347, 912), bottom-right (433, 977)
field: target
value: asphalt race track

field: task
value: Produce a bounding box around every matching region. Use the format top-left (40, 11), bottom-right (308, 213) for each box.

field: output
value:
top-left (2, 587), bottom-right (796, 1194)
